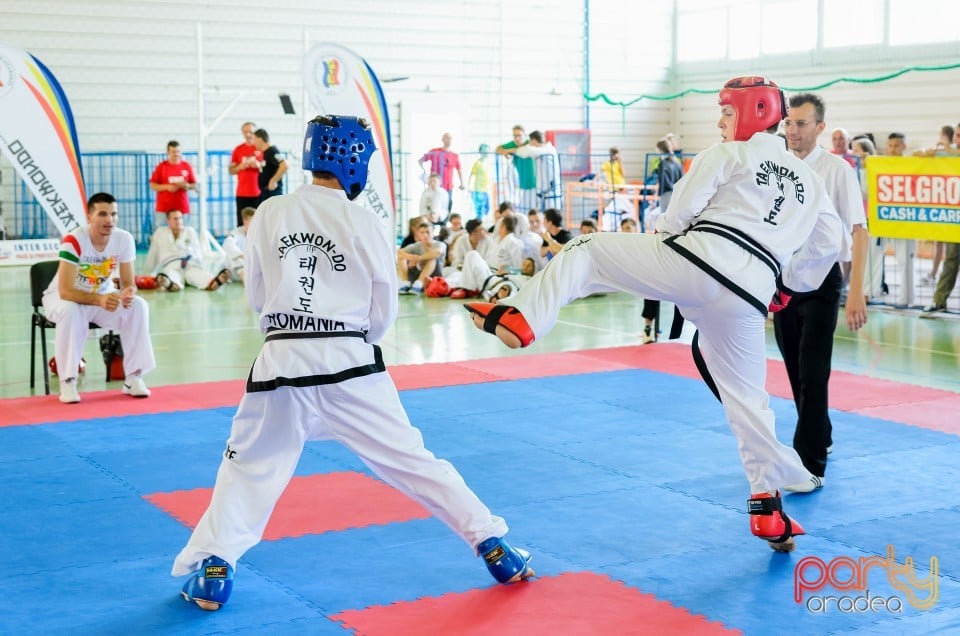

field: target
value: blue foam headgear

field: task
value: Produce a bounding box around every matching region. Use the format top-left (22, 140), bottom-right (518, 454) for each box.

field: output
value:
top-left (302, 115), bottom-right (376, 200)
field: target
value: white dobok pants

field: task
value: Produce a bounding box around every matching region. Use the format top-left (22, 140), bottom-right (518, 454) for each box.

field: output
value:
top-left (173, 365), bottom-right (507, 575)
top-left (42, 294), bottom-right (156, 380)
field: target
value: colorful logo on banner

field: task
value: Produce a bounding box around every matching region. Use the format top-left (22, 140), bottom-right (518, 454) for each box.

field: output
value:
top-left (0, 42), bottom-right (86, 237)
top-left (303, 43), bottom-right (395, 230)
top-left (321, 57), bottom-right (343, 91)
top-left (865, 156), bottom-right (960, 242)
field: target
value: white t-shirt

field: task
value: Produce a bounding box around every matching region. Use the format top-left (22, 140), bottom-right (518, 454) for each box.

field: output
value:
top-left (46, 225), bottom-right (135, 296)
top-left (801, 146), bottom-right (865, 263)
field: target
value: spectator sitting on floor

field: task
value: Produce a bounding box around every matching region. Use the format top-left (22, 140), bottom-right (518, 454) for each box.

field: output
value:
top-left (146, 210), bottom-right (230, 291)
top-left (445, 219), bottom-right (493, 280)
top-left (513, 212), bottom-right (546, 273)
top-left (487, 214), bottom-right (524, 275)
top-left (400, 215), bottom-right (429, 248)
top-left (489, 201), bottom-right (514, 233)
top-left (455, 253), bottom-right (536, 301)
top-left (445, 213), bottom-right (466, 247)
top-left (580, 218), bottom-right (599, 235)
top-left (222, 206), bottom-right (255, 282)
top-left (541, 208), bottom-right (572, 260)
top-left (397, 221), bottom-right (447, 294)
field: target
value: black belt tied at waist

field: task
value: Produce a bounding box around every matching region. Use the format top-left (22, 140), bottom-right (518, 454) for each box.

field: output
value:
top-left (662, 220), bottom-right (782, 316)
top-left (248, 330), bottom-right (382, 393)
top-left (265, 329), bottom-right (368, 342)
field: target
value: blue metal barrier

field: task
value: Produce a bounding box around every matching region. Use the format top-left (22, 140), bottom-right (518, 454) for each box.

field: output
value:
top-left (12, 150), bottom-right (237, 249)
top-left (10, 149), bottom-right (614, 246)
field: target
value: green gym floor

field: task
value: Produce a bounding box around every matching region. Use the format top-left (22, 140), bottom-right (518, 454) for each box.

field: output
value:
top-left (1, 261), bottom-right (957, 401)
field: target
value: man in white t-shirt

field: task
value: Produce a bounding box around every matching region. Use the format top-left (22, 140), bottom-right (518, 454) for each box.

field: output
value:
top-left (42, 192), bottom-right (156, 403)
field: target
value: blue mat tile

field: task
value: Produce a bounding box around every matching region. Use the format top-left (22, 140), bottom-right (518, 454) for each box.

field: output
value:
top-left (2, 366), bottom-right (957, 636)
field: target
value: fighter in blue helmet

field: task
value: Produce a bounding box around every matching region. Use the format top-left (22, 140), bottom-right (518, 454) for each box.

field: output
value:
top-left (172, 115), bottom-right (532, 611)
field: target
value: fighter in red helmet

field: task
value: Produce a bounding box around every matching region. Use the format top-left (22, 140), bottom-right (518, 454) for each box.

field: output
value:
top-left (466, 76), bottom-right (843, 551)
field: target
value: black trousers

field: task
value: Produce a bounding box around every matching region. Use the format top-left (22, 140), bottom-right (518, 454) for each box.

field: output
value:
top-left (773, 262), bottom-right (842, 478)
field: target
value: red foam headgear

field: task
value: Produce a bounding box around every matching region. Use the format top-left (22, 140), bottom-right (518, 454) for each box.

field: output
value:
top-left (718, 76), bottom-right (786, 141)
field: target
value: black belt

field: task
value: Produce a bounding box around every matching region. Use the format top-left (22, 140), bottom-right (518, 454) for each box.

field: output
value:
top-left (265, 329), bottom-right (367, 342)
top-left (663, 220), bottom-right (781, 316)
top-left (246, 344), bottom-right (385, 393)
top-left (686, 220), bottom-right (781, 278)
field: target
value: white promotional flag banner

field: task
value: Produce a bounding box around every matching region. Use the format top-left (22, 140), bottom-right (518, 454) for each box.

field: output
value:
top-left (0, 42), bottom-right (86, 237)
top-left (303, 43), bottom-right (396, 230)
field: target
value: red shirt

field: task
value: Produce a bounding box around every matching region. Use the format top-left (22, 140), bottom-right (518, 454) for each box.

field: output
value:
top-left (150, 160), bottom-right (196, 213)
top-left (419, 148), bottom-right (460, 191)
top-left (231, 143), bottom-right (263, 197)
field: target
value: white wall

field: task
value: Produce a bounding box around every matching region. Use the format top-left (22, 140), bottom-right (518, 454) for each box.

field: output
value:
top-left (672, 42), bottom-right (960, 155)
top-left (0, 0), bottom-right (672, 160)
top-left (0, 0), bottom-right (674, 224)
top-left (4, 0), bottom-right (958, 221)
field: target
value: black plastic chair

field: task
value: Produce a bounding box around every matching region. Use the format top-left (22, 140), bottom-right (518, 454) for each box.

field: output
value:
top-left (30, 260), bottom-right (110, 395)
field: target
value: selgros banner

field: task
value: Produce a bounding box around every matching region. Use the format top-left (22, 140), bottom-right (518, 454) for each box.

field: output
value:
top-left (303, 43), bottom-right (395, 230)
top-left (866, 156), bottom-right (960, 242)
top-left (0, 43), bottom-right (86, 236)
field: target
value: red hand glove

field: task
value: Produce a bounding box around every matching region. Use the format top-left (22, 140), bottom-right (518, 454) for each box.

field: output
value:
top-left (768, 288), bottom-right (792, 313)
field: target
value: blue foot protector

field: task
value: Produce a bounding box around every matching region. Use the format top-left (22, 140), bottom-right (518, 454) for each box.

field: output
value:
top-left (478, 536), bottom-right (535, 584)
top-left (181, 556), bottom-right (234, 610)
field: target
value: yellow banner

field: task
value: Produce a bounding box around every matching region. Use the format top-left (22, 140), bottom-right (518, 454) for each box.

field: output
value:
top-left (866, 156), bottom-right (960, 241)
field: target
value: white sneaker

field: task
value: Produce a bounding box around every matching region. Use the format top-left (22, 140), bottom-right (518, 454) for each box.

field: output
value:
top-left (411, 280), bottom-right (424, 294)
top-left (59, 379), bottom-right (80, 404)
top-left (642, 325), bottom-right (656, 344)
top-left (920, 304), bottom-right (946, 319)
top-left (784, 475), bottom-right (824, 493)
top-left (122, 376), bottom-right (151, 398)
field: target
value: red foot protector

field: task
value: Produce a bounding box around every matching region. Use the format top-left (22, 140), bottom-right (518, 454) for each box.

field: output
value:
top-left (464, 302), bottom-right (535, 348)
top-left (332, 571), bottom-right (737, 635)
top-left (145, 472), bottom-right (431, 540)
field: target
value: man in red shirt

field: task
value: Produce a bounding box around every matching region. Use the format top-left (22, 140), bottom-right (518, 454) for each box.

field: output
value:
top-left (150, 140), bottom-right (197, 216)
top-left (229, 121), bottom-right (263, 226)
top-left (419, 132), bottom-right (464, 213)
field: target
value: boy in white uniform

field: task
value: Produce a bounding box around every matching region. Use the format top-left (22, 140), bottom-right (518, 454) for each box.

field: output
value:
top-left (146, 210), bottom-right (231, 291)
top-left (221, 206), bottom-right (255, 282)
top-left (174, 115), bottom-right (533, 611)
top-left (43, 192), bottom-right (156, 403)
top-left (467, 77), bottom-right (843, 552)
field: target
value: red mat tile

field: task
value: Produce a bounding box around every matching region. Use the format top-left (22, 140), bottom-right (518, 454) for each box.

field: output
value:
top-left (858, 395), bottom-right (960, 433)
top-left (389, 362), bottom-right (504, 391)
top-left (459, 350), bottom-right (637, 380)
top-left (5, 345), bottom-right (959, 438)
top-left (144, 472), bottom-right (430, 540)
top-left (332, 571), bottom-right (738, 636)
top-left (0, 380), bottom-right (245, 428)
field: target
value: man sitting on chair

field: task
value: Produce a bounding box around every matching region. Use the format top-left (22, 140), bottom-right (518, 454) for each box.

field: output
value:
top-left (42, 192), bottom-right (156, 404)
